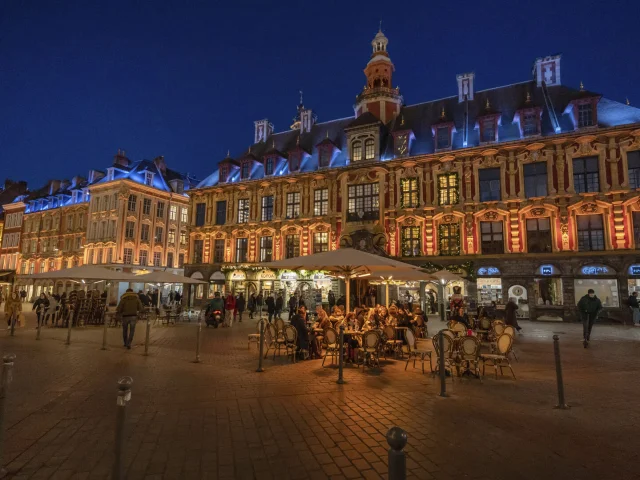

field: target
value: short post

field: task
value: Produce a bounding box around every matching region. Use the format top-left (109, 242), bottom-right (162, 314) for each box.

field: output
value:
top-left (194, 320), bottom-right (202, 363)
top-left (143, 319), bottom-right (151, 356)
top-left (438, 331), bottom-right (447, 397)
top-left (0, 354), bottom-right (16, 477)
top-left (112, 376), bottom-right (133, 480)
top-left (337, 324), bottom-right (345, 385)
top-left (256, 321), bottom-right (265, 373)
top-left (65, 315), bottom-right (72, 345)
top-left (101, 316), bottom-right (108, 350)
top-left (386, 426), bottom-right (407, 480)
top-left (553, 335), bottom-right (569, 409)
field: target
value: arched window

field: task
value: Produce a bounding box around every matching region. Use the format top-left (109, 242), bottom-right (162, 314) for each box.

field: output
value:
top-left (352, 140), bottom-right (362, 161)
top-left (364, 138), bottom-right (375, 160)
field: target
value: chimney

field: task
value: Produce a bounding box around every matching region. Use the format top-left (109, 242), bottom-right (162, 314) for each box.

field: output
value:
top-left (49, 180), bottom-right (61, 195)
top-left (254, 119), bottom-right (274, 143)
top-left (300, 108), bottom-right (316, 134)
top-left (154, 155), bottom-right (167, 174)
top-left (113, 148), bottom-right (130, 168)
top-left (533, 54), bottom-right (562, 87)
top-left (456, 72), bottom-right (475, 102)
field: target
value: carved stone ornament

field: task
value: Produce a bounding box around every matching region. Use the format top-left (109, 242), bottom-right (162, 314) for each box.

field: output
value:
top-left (237, 230), bottom-right (246, 236)
top-left (442, 214), bottom-right (454, 223)
top-left (287, 226), bottom-right (297, 234)
top-left (402, 166), bottom-right (418, 177)
top-left (531, 207), bottom-right (546, 217)
top-left (261, 229), bottom-right (270, 236)
top-left (580, 203), bottom-right (598, 214)
top-left (405, 217), bottom-right (416, 226)
top-left (484, 211), bottom-right (499, 220)
top-left (315, 224), bottom-right (328, 232)
top-left (215, 232), bottom-right (224, 239)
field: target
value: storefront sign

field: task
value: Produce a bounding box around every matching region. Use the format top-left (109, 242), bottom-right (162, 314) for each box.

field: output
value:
top-left (477, 267), bottom-right (500, 276)
top-left (581, 265), bottom-right (610, 275)
top-left (259, 270), bottom-right (277, 280)
top-left (280, 271), bottom-right (298, 281)
top-left (629, 265), bottom-right (640, 276)
top-left (229, 270), bottom-right (246, 281)
top-left (313, 273), bottom-right (326, 280)
top-left (538, 264), bottom-right (558, 276)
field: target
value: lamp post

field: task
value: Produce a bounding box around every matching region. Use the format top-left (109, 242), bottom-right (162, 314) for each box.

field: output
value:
top-left (439, 279), bottom-right (446, 322)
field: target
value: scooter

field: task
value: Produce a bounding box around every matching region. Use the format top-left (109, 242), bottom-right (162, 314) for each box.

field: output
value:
top-left (206, 309), bottom-right (223, 328)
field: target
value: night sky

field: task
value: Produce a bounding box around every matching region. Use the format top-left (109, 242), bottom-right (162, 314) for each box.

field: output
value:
top-left (1, 0), bottom-right (637, 188)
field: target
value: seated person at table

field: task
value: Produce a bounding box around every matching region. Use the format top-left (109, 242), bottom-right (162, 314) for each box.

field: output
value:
top-left (410, 307), bottom-right (427, 334)
top-left (315, 306), bottom-right (331, 330)
top-left (375, 306), bottom-right (389, 328)
top-left (387, 305), bottom-right (399, 326)
top-left (290, 306), bottom-right (311, 358)
top-left (329, 306), bottom-right (344, 327)
top-left (355, 308), bottom-right (368, 330)
top-left (451, 311), bottom-right (470, 329)
top-left (396, 307), bottom-right (411, 328)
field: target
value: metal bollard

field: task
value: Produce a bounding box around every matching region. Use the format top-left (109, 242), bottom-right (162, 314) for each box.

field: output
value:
top-left (337, 324), bottom-right (345, 385)
top-left (143, 319), bottom-right (151, 356)
top-left (101, 317), bottom-right (108, 350)
top-left (438, 331), bottom-right (447, 397)
top-left (553, 335), bottom-right (570, 409)
top-left (194, 321), bottom-right (202, 363)
top-left (112, 376), bottom-right (133, 480)
top-left (386, 426), bottom-right (407, 480)
top-left (0, 354), bottom-right (16, 477)
top-left (36, 320), bottom-right (41, 341)
top-left (256, 321), bottom-right (265, 373)
top-left (65, 317), bottom-right (72, 345)
top-left (9, 316), bottom-right (15, 337)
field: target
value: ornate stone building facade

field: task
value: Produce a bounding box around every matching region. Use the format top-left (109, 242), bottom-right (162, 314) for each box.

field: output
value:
top-left (189, 30), bottom-right (640, 320)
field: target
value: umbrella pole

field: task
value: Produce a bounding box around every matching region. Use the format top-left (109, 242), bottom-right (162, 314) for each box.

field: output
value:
top-left (385, 283), bottom-right (390, 308)
top-left (345, 275), bottom-right (351, 314)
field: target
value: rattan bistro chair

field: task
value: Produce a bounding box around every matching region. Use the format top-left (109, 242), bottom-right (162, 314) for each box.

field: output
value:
top-left (432, 332), bottom-right (456, 382)
top-left (282, 325), bottom-right (298, 363)
top-left (383, 325), bottom-right (404, 359)
top-left (322, 327), bottom-right (341, 366)
top-left (357, 331), bottom-right (381, 370)
top-left (481, 333), bottom-right (517, 380)
top-left (404, 329), bottom-right (432, 374)
top-left (263, 323), bottom-right (279, 359)
top-left (502, 325), bottom-right (519, 361)
top-left (458, 335), bottom-right (481, 379)
top-left (248, 319), bottom-right (268, 350)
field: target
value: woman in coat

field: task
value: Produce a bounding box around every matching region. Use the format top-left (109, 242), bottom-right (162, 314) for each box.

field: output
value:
top-left (4, 290), bottom-right (22, 327)
top-left (32, 293), bottom-right (50, 327)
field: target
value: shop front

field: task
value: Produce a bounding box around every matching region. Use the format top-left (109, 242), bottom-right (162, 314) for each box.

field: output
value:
top-left (228, 270), bottom-right (247, 295)
top-left (530, 263), bottom-right (564, 321)
top-left (627, 264), bottom-right (640, 296)
top-left (476, 267), bottom-right (503, 306)
top-left (258, 270), bottom-right (277, 297)
top-left (208, 271), bottom-right (226, 298)
top-left (190, 272), bottom-right (205, 305)
top-left (574, 264), bottom-right (619, 308)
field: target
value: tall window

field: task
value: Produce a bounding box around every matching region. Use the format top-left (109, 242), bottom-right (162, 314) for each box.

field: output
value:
top-left (438, 173), bottom-right (459, 206)
top-left (286, 192), bottom-right (300, 219)
top-left (439, 223), bottom-right (460, 256)
top-left (180, 231), bottom-right (187, 245)
top-left (96, 248), bottom-right (103, 264)
top-left (168, 229), bottom-right (176, 244)
top-left (215, 201), bottom-right (226, 225)
top-left (127, 194), bottom-right (137, 212)
top-left (400, 178), bottom-right (419, 208)
top-left (153, 252), bottom-right (162, 267)
top-left (526, 218), bottom-right (552, 253)
top-left (364, 138), bottom-right (375, 160)
top-left (289, 153), bottom-right (301, 172)
top-left (265, 157), bottom-right (274, 176)
top-left (241, 161), bottom-right (250, 179)
top-left (178, 253), bottom-right (185, 267)
top-left (523, 112), bottom-right (538, 136)
top-left (145, 171), bottom-right (154, 186)
top-left (139, 250), bottom-right (148, 266)
top-left (154, 227), bottom-right (163, 243)
top-left (319, 148), bottom-right (331, 168)
top-left (219, 165), bottom-right (228, 182)
top-left (573, 157), bottom-right (599, 193)
top-left (524, 163), bottom-right (548, 198)
top-left (237, 199), bottom-right (250, 223)
top-left (314, 189), bottom-right (328, 216)
top-left (436, 126), bottom-right (450, 149)
top-left (167, 252), bottom-right (174, 268)
top-left (633, 212), bottom-right (640, 248)
top-left (347, 183), bottom-right (379, 222)
top-left (106, 248), bottom-right (113, 264)
top-left (195, 203), bottom-right (206, 226)
top-left (214, 239), bottom-right (225, 263)
top-left (401, 226), bottom-right (421, 257)
top-left (480, 221), bottom-right (504, 254)
top-left (156, 201), bottom-right (165, 218)
top-left (260, 236), bottom-right (273, 262)
top-left (236, 238), bottom-right (248, 263)
top-left (169, 205), bottom-right (177, 221)
top-left (125, 221), bottom-right (135, 239)
top-left (479, 168), bottom-right (501, 202)
top-left (352, 140), bottom-right (362, 161)
top-left (140, 224), bottom-right (150, 241)
top-left (142, 198), bottom-right (151, 215)
top-left (285, 235), bottom-right (300, 259)
top-left (262, 196), bottom-right (274, 221)
top-left (193, 239), bottom-right (204, 263)
top-left (313, 232), bottom-right (328, 253)
top-left (481, 118), bottom-right (496, 143)
top-left (577, 215), bottom-right (605, 251)
top-left (87, 249), bottom-right (94, 265)
top-left (628, 151), bottom-right (640, 190)
top-left (180, 208), bottom-right (188, 223)
top-left (578, 103), bottom-right (594, 128)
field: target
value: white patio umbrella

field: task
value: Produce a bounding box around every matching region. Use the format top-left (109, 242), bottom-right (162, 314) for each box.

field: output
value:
top-left (373, 269), bottom-right (438, 307)
top-left (134, 271), bottom-right (207, 309)
top-left (19, 265), bottom-right (139, 282)
top-left (259, 248), bottom-right (422, 313)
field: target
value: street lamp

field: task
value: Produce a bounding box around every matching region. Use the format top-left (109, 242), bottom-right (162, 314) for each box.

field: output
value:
top-left (439, 278), bottom-right (446, 323)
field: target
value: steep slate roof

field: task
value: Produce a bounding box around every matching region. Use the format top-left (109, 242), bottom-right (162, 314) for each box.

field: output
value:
top-left (198, 80), bottom-right (640, 189)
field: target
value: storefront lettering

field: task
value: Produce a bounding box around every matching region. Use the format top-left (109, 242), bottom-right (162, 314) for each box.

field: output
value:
top-left (630, 265), bottom-right (640, 276)
top-left (580, 266), bottom-right (609, 275)
top-left (540, 265), bottom-right (554, 276)
top-left (477, 267), bottom-right (500, 276)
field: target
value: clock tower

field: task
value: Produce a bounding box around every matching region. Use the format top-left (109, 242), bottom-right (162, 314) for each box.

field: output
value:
top-left (354, 28), bottom-right (403, 124)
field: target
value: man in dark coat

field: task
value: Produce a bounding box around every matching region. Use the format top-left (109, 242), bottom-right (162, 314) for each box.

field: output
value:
top-left (577, 289), bottom-right (603, 348)
top-left (235, 293), bottom-right (246, 322)
top-left (505, 297), bottom-right (522, 332)
top-left (265, 293), bottom-right (276, 323)
top-left (288, 294), bottom-right (298, 320)
top-left (328, 290), bottom-right (336, 312)
top-left (289, 307), bottom-right (310, 356)
top-left (275, 293), bottom-right (284, 320)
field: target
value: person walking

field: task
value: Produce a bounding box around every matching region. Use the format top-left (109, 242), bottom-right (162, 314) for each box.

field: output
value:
top-left (288, 294), bottom-right (298, 320)
top-left (265, 293), bottom-right (276, 323)
top-left (224, 292), bottom-right (236, 327)
top-left (32, 293), bottom-right (50, 327)
top-left (628, 292), bottom-right (640, 326)
top-left (20, 289), bottom-right (27, 303)
top-left (248, 293), bottom-right (256, 319)
top-left (256, 292), bottom-right (264, 315)
top-left (577, 288), bottom-right (603, 348)
top-left (328, 290), bottom-right (336, 313)
top-left (116, 288), bottom-right (143, 349)
top-left (275, 293), bottom-right (283, 320)
top-left (236, 293), bottom-right (246, 323)
top-left (505, 297), bottom-right (522, 332)
top-left (5, 290), bottom-right (21, 329)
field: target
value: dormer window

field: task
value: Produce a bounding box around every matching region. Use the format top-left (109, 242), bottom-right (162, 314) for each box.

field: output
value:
top-left (436, 126), bottom-right (451, 150)
top-left (578, 103), bottom-right (594, 128)
top-left (481, 118), bottom-right (497, 143)
top-left (240, 161), bottom-right (250, 180)
top-left (523, 112), bottom-right (538, 136)
top-left (289, 153), bottom-right (301, 172)
top-left (265, 157), bottom-right (275, 175)
top-left (319, 147), bottom-right (331, 168)
top-left (144, 171), bottom-right (154, 186)
top-left (364, 139), bottom-right (375, 160)
top-left (106, 168), bottom-right (114, 181)
top-left (352, 140), bottom-right (362, 161)
top-left (219, 165), bottom-right (228, 183)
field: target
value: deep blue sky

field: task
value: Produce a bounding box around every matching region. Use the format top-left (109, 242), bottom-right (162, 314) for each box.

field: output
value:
top-left (1, 0), bottom-right (637, 188)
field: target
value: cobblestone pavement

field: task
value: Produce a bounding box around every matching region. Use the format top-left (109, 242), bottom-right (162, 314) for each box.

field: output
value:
top-left (0, 311), bottom-right (638, 480)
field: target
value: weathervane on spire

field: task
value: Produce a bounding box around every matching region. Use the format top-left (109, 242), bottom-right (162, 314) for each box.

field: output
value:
top-left (299, 90), bottom-right (304, 106)
top-left (379, 20), bottom-right (382, 32)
